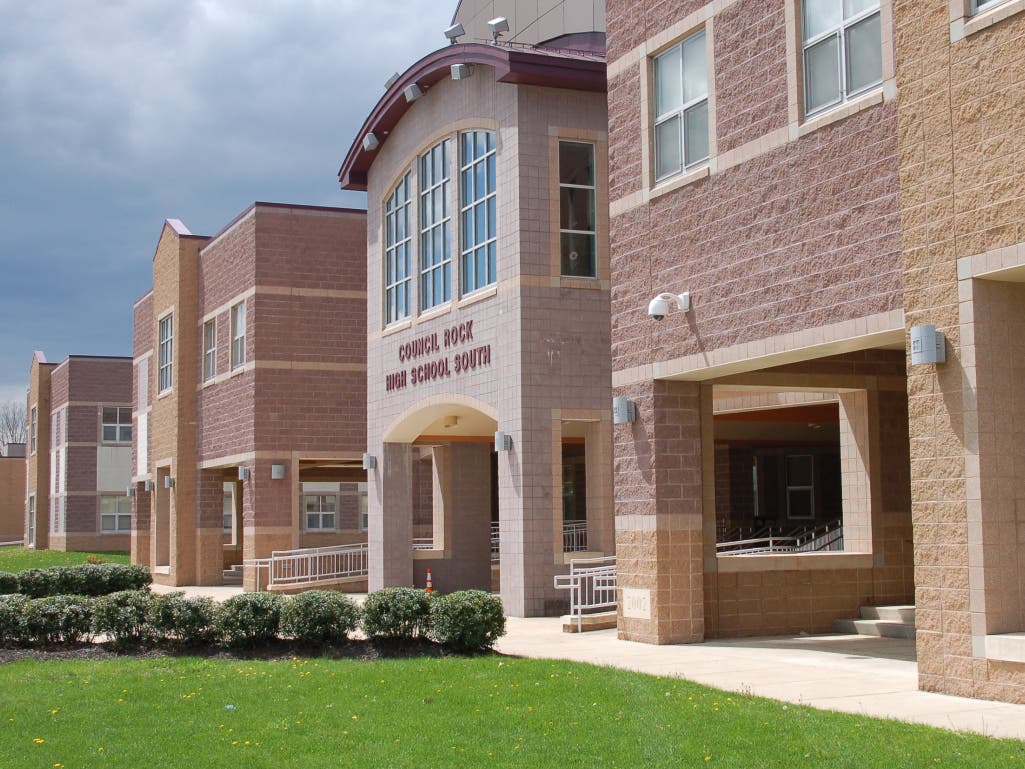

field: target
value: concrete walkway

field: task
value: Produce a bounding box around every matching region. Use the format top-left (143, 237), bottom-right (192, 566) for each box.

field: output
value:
top-left (160, 584), bottom-right (1025, 741)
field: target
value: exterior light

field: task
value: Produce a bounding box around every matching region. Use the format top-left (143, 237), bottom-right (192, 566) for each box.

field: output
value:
top-left (403, 83), bottom-right (424, 102)
top-left (612, 396), bottom-right (637, 425)
top-left (444, 22), bottom-right (465, 43)
top-left (488, 16), bottom-right (510, 43)
top-left (270, 464), bottom-right (286, 480)
top-left (910, 324), bottom-right (946, 365)
top-left (494, 431), bottom-right (511, 452)
top-left (451, 63), bottom-right (472, 80)
top-left (144, 480), bottom-right (153, 492)
top-left (362, 453), bottom-right (377, 471)
top-left (164, 476), bottom-right (175, 489)
top-left (363, 132), bottom-right (379, 152)
top-left (384, 72), bottom-right (400, 89)
top-left (238, 467), bottom-right (250, 481)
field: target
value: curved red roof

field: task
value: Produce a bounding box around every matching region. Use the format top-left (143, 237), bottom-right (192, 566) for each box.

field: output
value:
top-left (337, 42), bottom-right (606, 191)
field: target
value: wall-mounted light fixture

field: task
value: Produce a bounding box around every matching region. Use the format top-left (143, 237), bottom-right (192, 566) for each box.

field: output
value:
top-left (126, 485), bottom-right (135, 497)
top-left (362, 453), bottom-right (377, 471)
top-left (384, 72), bottom-right (400, 89)
top-left (238, 467), bottom-right (250, 481)
top-left (270, 464), bottom-right (286, 480)
top-left (451, 63), bottom-right (472, 80)
top-left (403, 83), bottom-right (424, 103)
top-left (363, 132), bottom-right (380, 152)
top-left (612, 396), bottom-right (637, 425)
top-left (488, 16), bottom-right (510, 43)
top-left (494, 431), bottom-right (511, 452)
top-left (144, 480), bottom-right (153, 492)
top-left (443, 22), bottom-right (465, 43)
top-left (163, 476), bottom-right (175, 489)
top-left (910, 324), bottom-right (946, 365)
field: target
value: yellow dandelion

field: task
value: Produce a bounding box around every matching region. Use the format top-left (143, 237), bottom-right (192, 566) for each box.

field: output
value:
top-left (33, 738), bottom-right (44, 744)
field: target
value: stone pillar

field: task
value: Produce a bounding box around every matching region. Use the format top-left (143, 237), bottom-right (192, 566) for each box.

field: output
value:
top-left (241, 459), bottom-right (294, 591)
top-left (368, 442), bottom-right (413, 591)
top-left (584, 418), bottom-right (614, 554)
top-left (195, 470), bottom-right (227, 586)
top-left (614, 379), bottom-right (705, 644)
top-left (131, 483), bottom-right (152, 568)
top-left (838, 391), bottom-right (874, 553)
top-left (435, 442), bottom-right (492, 592)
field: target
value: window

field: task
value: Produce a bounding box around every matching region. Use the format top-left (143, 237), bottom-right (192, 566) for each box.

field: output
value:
top-left (158, 314), bottom-right (173, 392)
top-left (385, 171), bottom-right (413, 324)
top-left (653, 30), bottom-right (709, 181)
top-left (419, 140), bottom-right (453, 311)
top-left (29, 406), bottom-right (36, 453)
top-left (459, 130), bottom-right (497, 294)
top-left (358, 483), bottom-right (369, 531)
top-left (101, 407), bottom-right (132, 443)
top-left (27, 495), bottom-right (35, 546)
top-left (100, 495), bottom-right (132, 532)
top-left (304, 494), bottom-right (336, 530)
top-left (970, 0), bottom-right (1005, 13)
top-left (559, 141), bottom-right (597, 277)
top-left (786, 454), bottom-right (815, 519)
top-left (203, 320), bottom-right (217, 381)
top-left (802, 0), bottom-right (882, 116)
top-left (230, 302), bottom-right (246, 370)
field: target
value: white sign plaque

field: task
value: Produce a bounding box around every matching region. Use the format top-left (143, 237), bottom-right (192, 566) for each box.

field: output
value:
top-left (622, 588), bottom-right (652, 619)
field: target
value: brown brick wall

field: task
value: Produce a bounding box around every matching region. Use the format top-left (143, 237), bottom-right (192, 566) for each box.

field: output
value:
top-left (606, 0), bottom-right (707, 62)
top-left (0, 457), bottom-right (24, 541)
top-left (64, 358), bottom-right (132, 405)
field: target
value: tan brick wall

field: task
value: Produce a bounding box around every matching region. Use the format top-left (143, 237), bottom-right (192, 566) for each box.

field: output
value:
top-left (25, 357), bottom-right (55, 549)
top-left (895, 0), bottom-right (1025, 703)
top-left (0, 457), bottom-right (24, 541)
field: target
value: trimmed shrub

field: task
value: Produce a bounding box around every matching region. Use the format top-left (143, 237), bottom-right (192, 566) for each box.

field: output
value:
top-left (16, 568), bottom-right (55, 598)
top-left (0, 594), bottom-right (28, 646)
top-left (148, 592), bottom-right (218, 645)
top-left (22, 595), bottom-right (93, 645)
top-left (279, 590), bottom-right (360, 644)
top-left (215, 592), bottom-right (284, 647)
top-left (430, 590), bottom-right (506, 652)
top-left (0, 572), bottom-right (19, 594)
top-left (361, 587), bottom-right (432, 640)
top-left (9, 563), bottom-right (150, 598)
top-left (92, 590), bottom-right (155, 646)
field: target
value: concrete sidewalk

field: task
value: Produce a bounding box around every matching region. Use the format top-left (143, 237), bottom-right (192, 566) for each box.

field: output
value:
top-left (161, 584), bottom-right (1025, 741)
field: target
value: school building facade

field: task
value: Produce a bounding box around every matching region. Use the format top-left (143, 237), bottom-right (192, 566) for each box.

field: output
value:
top-left (24, 351), bottom-right (133, 552)
top-left (131, 203), bottom-right (368, 587)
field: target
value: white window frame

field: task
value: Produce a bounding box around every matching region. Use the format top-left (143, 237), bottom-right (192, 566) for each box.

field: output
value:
top-left (230, 302), bottom-right (246, 370)
top-left (304, 494), bottom-right (337, 531)
top-left (970, 0), bottom-right (1006, 12)
top-left (459, 129), bottom-right (498, 295)
top-left (29, 406), bottom-right (37, 454)
top-left (802, 0), bottom-right (882, 117)
top-left (100, 495), bottom-right (132, 533)
top-left (358, 482), bottom-right (369, 532)
top-left (785, 454), bottom-right (816, 520)
top-left (653, 29), bottom-right (709, 182)
top-left (101, 406), bottom-right (132, 444)
top-left (27, 495), bottom-right (35, 546)
top-left (158, 314), bottom-right (174, 393)
top-left (384, 171), bottom-right (413, 325)
top-left (203, 319), bottom-right (217, 381)
top-left (559, 140), bottom-right (597, 278)
top-left (419, 140), bottom-right (453, 311)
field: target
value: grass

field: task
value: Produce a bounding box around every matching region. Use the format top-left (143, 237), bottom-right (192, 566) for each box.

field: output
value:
top-left (1, 656), bottom-right (1022, 768)
top-left (0, 546), bottom-right (130, 572)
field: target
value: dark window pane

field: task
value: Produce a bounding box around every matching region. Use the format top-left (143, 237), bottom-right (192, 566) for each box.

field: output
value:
top-left (561, 233), bottom-right (596, 277)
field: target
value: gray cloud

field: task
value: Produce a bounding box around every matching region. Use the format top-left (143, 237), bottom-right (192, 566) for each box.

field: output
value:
top-left (0, 0), bottom-right (452, 391)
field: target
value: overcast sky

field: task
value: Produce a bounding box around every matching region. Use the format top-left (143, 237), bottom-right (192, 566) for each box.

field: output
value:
top-left (0, 0), bottom-right (454, 404)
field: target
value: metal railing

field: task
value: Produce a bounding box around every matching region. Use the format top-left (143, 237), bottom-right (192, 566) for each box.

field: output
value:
top-left (717, 520), bottom-right (843, 555)
top-left (0, 540), bottom-right (24, 548)
top-left (412, 537), bottom-right (434, 550)
top-left (562, 519), bottom-right (588, 552)
top-left (553, 555), bottom-right (617, 632)
top-left (247, 542), bottom-right (368, 589)
top-left (491, 523), bottom-right (500, 562)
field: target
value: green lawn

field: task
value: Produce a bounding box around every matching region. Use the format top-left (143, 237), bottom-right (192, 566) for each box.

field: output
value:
top-left (1, 656), bottom-right (1021, 768)
top-left (0, 546), bottom-right (130, 572)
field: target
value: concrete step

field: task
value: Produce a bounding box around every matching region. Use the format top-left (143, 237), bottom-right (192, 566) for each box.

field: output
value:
top-left (222, 565), bottom-right (243, 585)
top-left (860, 605), bottom-right (915, 624)
top-left (833, 617), bottom-right (916, 639)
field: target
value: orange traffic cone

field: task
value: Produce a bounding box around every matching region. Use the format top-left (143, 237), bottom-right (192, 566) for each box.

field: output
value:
top-left (426, 568), bottom-right (434, 594)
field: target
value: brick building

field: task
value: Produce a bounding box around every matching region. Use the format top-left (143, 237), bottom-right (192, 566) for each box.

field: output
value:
top-left (24, 351), bottom-right (133, 551)
top-left (338, 4), bottom-right (613, 615)
top-left (605, 0), bottom-right (914, 641)
top-left (0, 442), bottom-right (25, 543)
top-left (132, 204), bottom-right (368, 587)
top-left (894, 0), bottom-right (1025, 702)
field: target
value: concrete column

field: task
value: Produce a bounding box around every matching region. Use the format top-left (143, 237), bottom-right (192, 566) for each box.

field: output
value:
top-left (241, 459), bottom-right (294, 591)
top-left (584, 418), bottom-right (614, 554)
top-left (131, 483), bottom-right (152, 568)
top-left (434, 442), bottom-right (492, 592)
top-left (368, 442), bottom-right (413, 591)
top-left (614, 379), bottom-right (705, 644)
top-left (838, 390), bottom-right (874, 553)
top-left (195, 470), bottom-right (226, 585)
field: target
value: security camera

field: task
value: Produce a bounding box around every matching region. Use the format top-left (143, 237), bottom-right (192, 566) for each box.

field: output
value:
top-left (647, 292), bottom-right (691, 321)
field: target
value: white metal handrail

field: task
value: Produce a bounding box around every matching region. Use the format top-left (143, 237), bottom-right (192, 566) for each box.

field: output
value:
top-left (246, 542), bottom-right (368, 589)
top-left (491, 522), bottom-right (500, 562)
top-left (0, 540), bottom-right (24, 548)
top-left (412, 537), bottom-right (434, 550)
top-left (562, 519), bottom-right (588, 552)
top-left (553, 555), bottom-right (617, 632)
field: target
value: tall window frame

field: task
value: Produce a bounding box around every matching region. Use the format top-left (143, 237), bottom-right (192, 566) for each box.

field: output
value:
top-left (158, 314), bottom-right (173, 393)
top-left (27, 495), bottom-right (35, 546)
top-left (203, 319), bottom-right (217, 381)
top-left (459, 129), bottom-right (497, 295)
top-left (559, 141), bottom-right (597, 277)
top-left (100, 495), bottom-right (132, 533)
top-left (653, 29), bottom-right (709, 182)
top-left (802, 0), bottom-right (883, 117)
top-left (384, 171), bottom-right (413, 325)
top-left (304, 494), bottom-right (337, 531)
top-left (419, 140), bottom-right (453, 311)
top-left (230, 302), bottom-right (246, 370)
top-left (29, 406), bottom-right (37, 454)
top-left (101, 406), bottom-right (132, 444)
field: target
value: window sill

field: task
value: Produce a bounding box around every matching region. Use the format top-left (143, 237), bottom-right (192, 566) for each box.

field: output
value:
top-left (797, 86), bottom-right (887, 139)
top-left (649, 164), bottom-right (710, 202)
top-left (715, 551), bottom-right (873, 573)
top-left (953, 0), bottom-right (1025, 40)
top-left (981, 632), bottom-right (1025, 663)
top-left (555, 275), bottom-right (606, 290)
top-left (381, 319), bottom-right (413, 338)
top-left (156, 389), bottom-right (173, 401)
top-left (413, 548), bottom-right (448, 560)
top-left (458, 284), bottom-right (498, 309)
top-left (416, 303), bottom-right (454, 324)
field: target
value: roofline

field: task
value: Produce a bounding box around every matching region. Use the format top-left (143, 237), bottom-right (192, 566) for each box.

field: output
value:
top-left (52, 355), bottom-right (133, 373)
top-left (338, 42), bottom-right (606, 191)
top-left (201, 201), bottom-right (368, 254)
top-left (133, 288), bottom-right (154, 310)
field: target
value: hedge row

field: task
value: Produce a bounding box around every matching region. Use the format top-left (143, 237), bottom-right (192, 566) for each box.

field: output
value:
top-left (0, 588), bottom-right (505, 652)
top-left (0, 563), bottom-right (151, 598)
